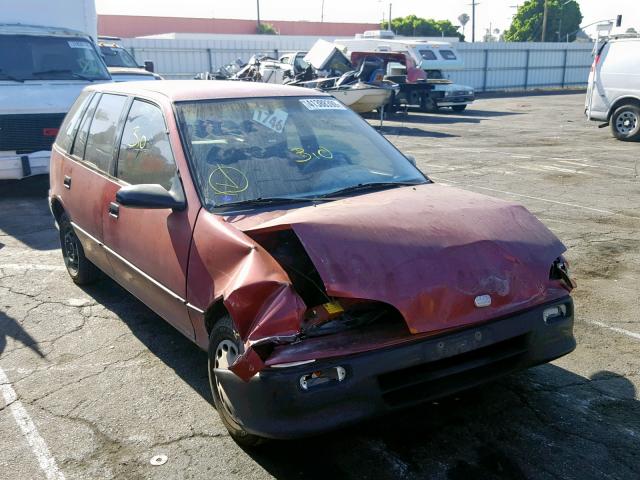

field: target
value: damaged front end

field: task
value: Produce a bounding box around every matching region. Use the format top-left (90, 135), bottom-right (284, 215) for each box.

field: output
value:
top-left (229, 227), bottom-right (411, 381)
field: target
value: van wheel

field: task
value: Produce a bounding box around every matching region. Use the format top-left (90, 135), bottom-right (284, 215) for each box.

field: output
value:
top-left (58, 212), bottom-right (100, 285)
top-left (208, 316), bottom-right (266, 447)
top-left (611, 104), bottom-right (640, 141)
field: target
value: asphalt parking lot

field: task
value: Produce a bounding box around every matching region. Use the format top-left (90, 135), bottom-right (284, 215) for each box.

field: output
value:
top-left (1, 92), bottom-right (639, 480)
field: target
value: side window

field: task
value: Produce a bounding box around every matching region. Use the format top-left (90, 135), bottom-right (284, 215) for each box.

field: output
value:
top-left (418, 49), bottom-right (437, 60)
top-left (117, 100), bottom-right (177, 190)
top-left (71, 93), bottom-right (100, 158)
top-left (56, 91), bottom-right (93, 152)
top-left (440, 50), bottom-right (457, 60)
top-left (84, 94), bottom-right (128, 173)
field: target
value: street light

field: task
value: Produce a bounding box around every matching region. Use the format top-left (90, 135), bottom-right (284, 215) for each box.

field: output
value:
top-left (557, 0), bottom-right (571, 42)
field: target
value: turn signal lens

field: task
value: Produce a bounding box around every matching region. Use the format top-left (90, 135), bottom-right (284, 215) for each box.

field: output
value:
top-left (299, 366), bottom-right (346, 390)
top-left (543, 304), bottom-right (567, 324)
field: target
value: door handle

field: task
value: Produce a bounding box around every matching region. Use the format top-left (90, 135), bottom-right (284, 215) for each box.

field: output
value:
top-left (108, 202), bottom-right (120, 219)
top-left (63, 175), bottom-right (71, 189)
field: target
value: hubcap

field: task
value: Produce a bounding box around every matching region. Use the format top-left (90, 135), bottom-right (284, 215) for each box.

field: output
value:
top-left (213, 339), bottom-right (239, 419)
top-left (63, 228), bottom-right (79, 275)
top-left (616, 111), bottom-right (638, 135)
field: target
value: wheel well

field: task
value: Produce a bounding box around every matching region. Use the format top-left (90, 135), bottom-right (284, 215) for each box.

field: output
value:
top-left (204, 299), bottom-right (230, 337)
top-left (50, 198), bottom-right (65, 222)
top-left (608, 97), bottom-right (640, 120)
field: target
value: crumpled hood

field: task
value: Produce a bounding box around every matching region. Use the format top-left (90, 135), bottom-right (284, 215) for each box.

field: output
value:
top-left (229, 184), bottom-right (567, 334)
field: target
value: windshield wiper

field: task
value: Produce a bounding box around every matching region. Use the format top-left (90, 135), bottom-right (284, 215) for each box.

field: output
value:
top-left (213, 196), bottom-right (323, 209)
top-left (31, 69), bottom-right (95, 82)
top-left (0, 70), bottom-right (24, 83)
top-left (318, 181), bottom-right (424, 198)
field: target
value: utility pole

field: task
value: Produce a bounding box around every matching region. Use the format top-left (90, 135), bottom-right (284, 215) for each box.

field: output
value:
top-left (388, 3), bottom-right (392, 31)
top-left (256, 0), bottom-right (261, 31)
top-left (541, 0), bottom-right (548, 41)
top-left (321, 0), bottom-right (324, 23)
top-left (470, 0), bottom-right (478, 42)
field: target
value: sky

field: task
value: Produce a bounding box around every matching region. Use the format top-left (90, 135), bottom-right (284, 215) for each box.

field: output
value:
top-left (95, 0), bottom-right (640, 39)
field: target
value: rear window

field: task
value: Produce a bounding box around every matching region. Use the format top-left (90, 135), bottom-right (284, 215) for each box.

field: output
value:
top-left (71, 93), bottom-right (101, 159)
top-left (440, 50), bottom-right (457, 60)
top-left (84, 94), bottom-right (128, 173)
top-left (55, 91), bottom-right (93, 152)
top-left (418, 50), bottom-right (437, 60)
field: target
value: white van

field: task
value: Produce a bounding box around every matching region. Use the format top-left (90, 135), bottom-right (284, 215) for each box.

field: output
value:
top-left (585, 35), bottom-right (640, 141)
top-left (0, 0), bottom-right (111, 180)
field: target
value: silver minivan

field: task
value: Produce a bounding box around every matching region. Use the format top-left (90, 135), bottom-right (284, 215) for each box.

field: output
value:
top-left (585, 35), bottom-right (640, 141)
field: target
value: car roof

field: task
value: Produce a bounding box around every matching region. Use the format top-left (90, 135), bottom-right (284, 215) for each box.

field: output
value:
top-left (85, 80), bottom-right (328, 102)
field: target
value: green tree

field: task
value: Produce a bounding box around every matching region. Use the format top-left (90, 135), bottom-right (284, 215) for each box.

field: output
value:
top-left (384, 15), bottom-right (464, 41)
top-left (257, 22), bottom-right (278, 35)
top-left (504, 0), bottom-right (583, 42)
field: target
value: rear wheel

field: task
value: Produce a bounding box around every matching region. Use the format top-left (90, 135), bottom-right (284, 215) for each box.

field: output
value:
top-left (208, 316), bottom-right (266, 447)
top-left (451, 104), bottom-right (467, 112)
top-left (58, 212), bottom-right (100, 285)
top-left (610, 104), bottom-right (640, 141)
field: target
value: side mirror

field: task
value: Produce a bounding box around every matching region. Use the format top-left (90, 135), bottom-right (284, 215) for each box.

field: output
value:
top-left (116, 183), bottom-right (185, 211)
top-left (405, 154), bottom-right (416, 166)
top-left (144, 60), bottom-right (155, 73)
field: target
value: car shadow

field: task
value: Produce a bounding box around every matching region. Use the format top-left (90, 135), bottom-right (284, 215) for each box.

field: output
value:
top-left (374, 126), bottom-right (459, 138)
top-left (78, 277), bottom-right (210, 399)
top-left (72, 277), bottom-right (640, 479)
top-left (0, 176), bottom-right (59, 251)
top-left (0, 309), bottom-right (45, 358)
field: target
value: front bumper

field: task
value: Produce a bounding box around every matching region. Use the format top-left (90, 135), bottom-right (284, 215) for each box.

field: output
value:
top-left (438, 95), bottom-right (475, 106)
top-left (0, 151), bottom-right (50, 180)
top-left (217, 297), bottom-right (575, 439)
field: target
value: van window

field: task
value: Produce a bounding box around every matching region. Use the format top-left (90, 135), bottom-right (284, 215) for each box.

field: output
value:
top-left (71, 93), bottom-right (101, 159)
top-left (418, 50), bottom-right (437, 60)
top-left (99, 45), bottom-right (139, 68)
top-left (56, 91), bottom-right (93, 152)
top-left (84, 94), bottom-right (128, 173)
top-left (440, 50), bottom-right (457, 60)
top-left (0, 35), bottom-right (110, 81)
top-left (117, 100), bottom-right (177, 189)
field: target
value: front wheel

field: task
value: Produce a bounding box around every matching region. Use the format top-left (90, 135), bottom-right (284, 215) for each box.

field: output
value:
top-left (208, 316), bottom-right (265, 447)
top-left (611, 104), bottom-right (640, 141)
top-left (451, 104), bottom-right (467, 112)
top-left (58, 212), bottom-right (100, 285)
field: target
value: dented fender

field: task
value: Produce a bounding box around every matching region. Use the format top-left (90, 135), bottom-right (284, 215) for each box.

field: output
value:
top-left (186, 211), bottom-right (305, 379)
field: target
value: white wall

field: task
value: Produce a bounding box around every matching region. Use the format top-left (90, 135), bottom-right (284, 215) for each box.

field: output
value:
top-left (121, 36), bottom-right (593, 91)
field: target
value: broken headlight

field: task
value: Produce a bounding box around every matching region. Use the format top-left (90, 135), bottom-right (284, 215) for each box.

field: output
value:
top-left (550, 256), bottom-right (576, 290)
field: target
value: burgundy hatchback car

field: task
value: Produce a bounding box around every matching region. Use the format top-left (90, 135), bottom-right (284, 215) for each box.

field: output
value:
top-left (49, 81), bottom-right (575, 445)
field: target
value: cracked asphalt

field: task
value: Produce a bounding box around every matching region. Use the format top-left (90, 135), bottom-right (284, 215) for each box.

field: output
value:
top-left (1, 92), bottom-right (639, 479)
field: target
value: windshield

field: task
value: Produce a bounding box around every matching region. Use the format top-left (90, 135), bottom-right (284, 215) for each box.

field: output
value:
top-left (175, 96), bottom-right (426, 209)
top-left (0, 35), bottom-right (110, 81)
top-left (100, 45), bottom-right (139, 68)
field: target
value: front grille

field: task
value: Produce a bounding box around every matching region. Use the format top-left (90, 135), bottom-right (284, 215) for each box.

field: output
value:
top-left (0, 113), bottom-right (66, 154)
top-left (378, 334), bottom-right (528, 407)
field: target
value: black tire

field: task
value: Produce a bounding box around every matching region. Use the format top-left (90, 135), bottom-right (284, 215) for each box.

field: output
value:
top-left (58, 212), bottom-right (100, 285)
top-left (208, 315), bottom-right (266, 447)
top-left (610, 104), bottom-right (640, 141)
top-left (451, 104), bottom-right (467, 112)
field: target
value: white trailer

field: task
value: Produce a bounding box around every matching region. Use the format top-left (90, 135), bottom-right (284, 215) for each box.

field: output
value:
top-left (335, 33), bottom-right (475, 112)
top-left (0, 0), bottom-right (111, 179)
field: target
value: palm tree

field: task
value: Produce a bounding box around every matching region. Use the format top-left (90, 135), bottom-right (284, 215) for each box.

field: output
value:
top-left (458, 13), bottom-right (470, 37)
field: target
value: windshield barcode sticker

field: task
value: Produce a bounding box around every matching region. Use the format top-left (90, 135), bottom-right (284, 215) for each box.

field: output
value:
top-left (67, 41), bottom-right (92, 49)
top-left (299, 98), bottom-right (346, 111)
top-left (252, 108), bottom-right (288, 133)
